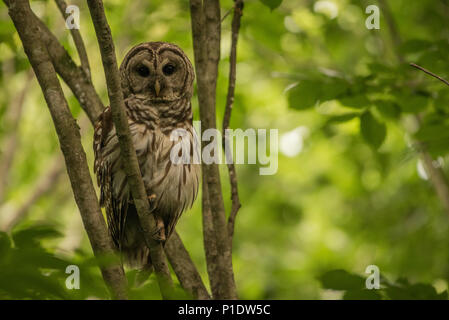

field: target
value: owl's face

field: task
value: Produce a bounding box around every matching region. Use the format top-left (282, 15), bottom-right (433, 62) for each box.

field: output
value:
top-left (120, 42), bottom-right (194, 102)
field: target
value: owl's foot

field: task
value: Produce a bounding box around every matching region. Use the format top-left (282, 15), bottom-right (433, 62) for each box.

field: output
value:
top-left (148, 194), bottom-right (157, 209)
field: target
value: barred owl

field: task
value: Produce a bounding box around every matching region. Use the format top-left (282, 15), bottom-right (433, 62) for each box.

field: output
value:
top-left (93, 42), bottom-right (199, 270)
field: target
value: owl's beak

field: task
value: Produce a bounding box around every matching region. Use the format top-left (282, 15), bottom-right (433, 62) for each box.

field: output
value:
top-left (155, 80), bottom-right (161, 97)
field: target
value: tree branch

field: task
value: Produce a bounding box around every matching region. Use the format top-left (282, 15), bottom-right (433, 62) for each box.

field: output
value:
top-left (3, 4), bottom-right (207, 298)
top-left (86, 0), bottom-right (174, 298)
top-left (201, 183), bottom-right (222, 298)
top-left (189, 0), bottom-right (238, 299)
top-left (5, 0), bottom-right (128, 299)
top-left (16, 6), bottom-right (104, 124)
top-left (165, 231), bottom-right (211, 300)
top-left (223, 0), bottom-right (243, 244)
top-left (54, 0), bottom-right (91, 79)
top-left (410, 63), bottom-right (449, 87)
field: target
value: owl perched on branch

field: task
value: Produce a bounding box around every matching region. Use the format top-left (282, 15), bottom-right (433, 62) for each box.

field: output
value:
top-left (93, 42), bottom-right (199, 270)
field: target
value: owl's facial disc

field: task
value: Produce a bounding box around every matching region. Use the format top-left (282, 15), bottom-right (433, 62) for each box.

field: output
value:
top-left (149, 50), bottom-right (187, 102)
top-left (125, 46), bottom-right (190, 103)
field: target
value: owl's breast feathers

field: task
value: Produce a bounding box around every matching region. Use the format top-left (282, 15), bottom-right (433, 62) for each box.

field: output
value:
top-left (93, 99), bottom-right (199, 248)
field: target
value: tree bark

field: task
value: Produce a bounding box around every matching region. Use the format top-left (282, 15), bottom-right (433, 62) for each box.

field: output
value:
top-left (54, 0), bottom-right (91, 79)
top-left (86, 0), bottom-right (174, 299)
top-left (223, 0), bottom-right (243, 245)
top-left (165, 231), bottom-right (211, 300)
top-left (5, 0), bottom-right (128, 300)
top-left (189, 0), bottom-right (238, 299)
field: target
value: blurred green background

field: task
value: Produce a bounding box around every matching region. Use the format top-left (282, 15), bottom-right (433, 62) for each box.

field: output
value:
top-left (1, 0), bottom-right (449, 299)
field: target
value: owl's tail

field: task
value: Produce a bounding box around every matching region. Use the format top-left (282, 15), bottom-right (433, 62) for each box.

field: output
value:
top-left (123, 245), bottom-right (154, 286)
top-left (119, 203), bottom-right (154, 281)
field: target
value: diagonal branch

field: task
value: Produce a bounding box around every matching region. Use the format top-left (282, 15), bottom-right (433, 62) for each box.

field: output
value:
top-left (5, 0), bottom-right (128, 299)
top-left (86, 0), bottom-right (174, 298)
top-left (165, 231), bottom-right (211, 300)
top-left (17, 6), bottom-right (104, 124)
top-left (223, 0), bottom-right (243, 244)
top-left (410, 63), bottom-right (449, 87)
top-left (36, 15), bottom-right (104, 124)
top-left (54, 0), bottom-right (91, 79)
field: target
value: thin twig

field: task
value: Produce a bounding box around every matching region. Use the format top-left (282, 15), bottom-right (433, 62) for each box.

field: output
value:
top-left (86, 0), bottom-right (174, 298)
top-left (24, 8), bottom-right (104, 124)
top-left (410, 63), bottom-right (449, 87)
top-left (5, 0), bottom-right (128, 299)
top-left (54, 0), bottom-right (91, 78)
top-left (221, 7), bottom-right (233, 23)
top-left (222, 0), bottom-right (243, 243)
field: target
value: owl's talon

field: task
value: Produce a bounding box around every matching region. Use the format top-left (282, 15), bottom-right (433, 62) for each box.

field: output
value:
top-left (148, 194), bottom-right (157, 211)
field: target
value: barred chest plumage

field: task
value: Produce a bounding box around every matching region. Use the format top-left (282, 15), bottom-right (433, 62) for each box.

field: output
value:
top-left (94, 41), bottom-right (198, 269)
top-left (94, 96), bottom-right (200, 253)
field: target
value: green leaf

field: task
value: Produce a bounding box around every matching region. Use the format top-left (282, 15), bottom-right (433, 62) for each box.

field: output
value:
top-left (374, 100), bottom-right (401, 119)
top-left (320, 80), bottom-right (350, 101)
top-left (260, 0), bottom-right (282, 11)
top-left (360, 112), bottom-right (386, 149)
top-left (287, 81), bottom-right (321, 110)
top-left (12, 225), bottom-right (62, 248)
top-left (397, 95), bottom-right (429, 113)
top-left (339, 95), bottom-right (371, 109)
top-left (326, 113), bottom-right (360, 124)
top-left (319, 269), bottom-right (365, 291)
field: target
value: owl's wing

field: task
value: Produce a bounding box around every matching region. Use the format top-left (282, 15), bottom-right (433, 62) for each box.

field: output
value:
top-left (93, 107), bottom-right (128, 249)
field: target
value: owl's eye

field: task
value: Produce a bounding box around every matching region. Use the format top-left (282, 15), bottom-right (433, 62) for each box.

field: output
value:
top-left (136, 65), bottom-right (150, 77)
top-left (162, 63), bottom-right (176, 76)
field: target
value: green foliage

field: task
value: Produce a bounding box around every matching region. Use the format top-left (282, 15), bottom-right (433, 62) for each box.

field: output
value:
top-left (319, 269), bottom-right (365, 291)
top-left (0, 225), bottom-right (94, 299)
top-left (260, 0), bottom-right (283, 11)
top-left (319, 269), bottom-right (447, 300)
top-left (360, 112), bottom-right (386, 149)
top-left (2, 0), bottom-right (449, 300)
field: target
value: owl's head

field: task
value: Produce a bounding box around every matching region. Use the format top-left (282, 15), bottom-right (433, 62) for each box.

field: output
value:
top-left (120, 42), bottom-right (194, 102)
